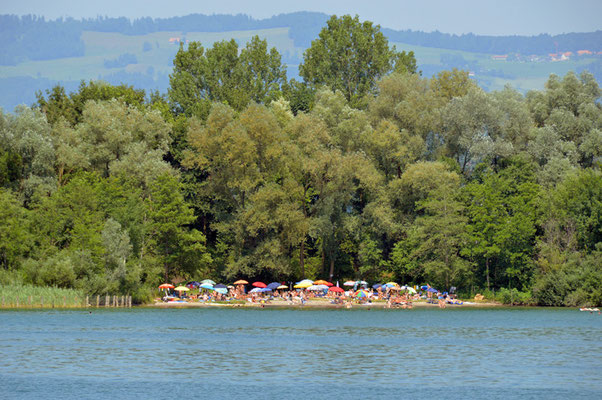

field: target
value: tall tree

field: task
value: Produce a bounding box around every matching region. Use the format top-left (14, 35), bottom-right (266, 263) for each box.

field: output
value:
top-left (146, 173), bottom-right (210, 282)
top-left (299, 15), bottom-right (416, 107)
top-left (169, 36), bottom-right (287, 118)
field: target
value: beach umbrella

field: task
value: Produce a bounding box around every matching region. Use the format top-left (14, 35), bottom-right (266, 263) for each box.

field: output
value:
top-left (356, 280), bottom-right (368, 285)
top-left (174, 286), bottom-right (190, 292)
top-left (267, 282), bottom-right (282, 290)
top-left (386, 282), bottom-right (399, 286)
top-left (200, 283), bottom-right (214, 290)
top-left (296, 279), bottom-right (314, 285)
top-left (259, 288), bottom-right (272, 292)
top-left (233, 280), bottom-right (248, 285)
top-left (400, 286), bottom-right (417, 294)
top-left (307, 285), bottom-right (329, 291)
top-left (373, 283), bottom-right (383, 289)
top-left (215, 288), bottom-right (228, 294)
top-left (249, 288), bottom-right (263, 293)
top-left (313, 280), bottom-right (331, 286)
top-left (355, 289), bottom-right (369, 297)
top-left (201, 279), bottom-right (216, 285)
top-left (294, 282), bottom-right (313, 289)
top-left (214, 283), bottom-right (227, 289)
top-left (329, 286), bottom-right (345, 293)
top-left (158, 283), bottom-right (174, 289)
top-left (343, 281), bottom-right (356, 286)
top-left (187, 281), bottom-right (201, 288)
top-left (252, 281), bottom-right (267, 288)
top-left (277, 285), bottom-right (288, 290)
top-left (427, 287), bottom-right (438, 293)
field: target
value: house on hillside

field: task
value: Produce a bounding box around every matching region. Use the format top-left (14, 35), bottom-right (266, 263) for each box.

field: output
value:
top-left (491, 54), bottom-right (508, 61)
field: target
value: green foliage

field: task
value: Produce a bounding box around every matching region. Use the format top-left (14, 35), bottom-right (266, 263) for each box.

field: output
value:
top-left (494, 288), bottom-right (533, 305)
top-left (168, 36), bottom-right (287, 118)
top-left (549, 169), bottom-right (602, 251)
top-left (532, 247), bottom-right (602, 306)
top-left (0, 189), bottom-right (32, 269)
top-left (37, 80), bottom-right (147, 126)
top-left (300, 15), bottom-right (416, 107)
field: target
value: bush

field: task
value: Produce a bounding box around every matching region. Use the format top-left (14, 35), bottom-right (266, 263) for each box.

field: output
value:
top-left (495, 287), bottom-right (533, 305)
top-left (532, 248), bottom-right (602, 307)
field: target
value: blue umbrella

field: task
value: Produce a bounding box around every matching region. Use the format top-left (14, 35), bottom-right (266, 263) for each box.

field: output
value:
top-left (200, 283), bottom-right (214, 290)
top-left (214, 283), bottom-right (227, 289)
top-left (260, 287), bottom-right (272, 292)
top-left (427, 287), bottom-right (438, 293)
top-left (215, 288), bottom-right (228, 294)
top-left (267, 282), bottom-right (281, 290)
top-left (373, 283), bottom-right (382, 289)
top-left (187, 281), bottom-right (201, 288)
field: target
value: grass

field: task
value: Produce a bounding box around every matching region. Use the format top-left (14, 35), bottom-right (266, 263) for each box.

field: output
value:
top-left (0, 284), bottom-right (88, 308)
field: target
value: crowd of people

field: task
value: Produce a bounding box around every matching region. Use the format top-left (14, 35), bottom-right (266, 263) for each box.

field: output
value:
top-left (161, 281), bottom-right (461, 309)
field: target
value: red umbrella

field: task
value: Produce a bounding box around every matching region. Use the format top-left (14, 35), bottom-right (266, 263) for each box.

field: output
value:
top-left (329, 286), bottom-right (344, 293)
top-left (314, 280), bottom-right (333, 286)
top-left (252, 281), bottom-right (267, 288)
top-left (159, 283), bottom-right (174, 289)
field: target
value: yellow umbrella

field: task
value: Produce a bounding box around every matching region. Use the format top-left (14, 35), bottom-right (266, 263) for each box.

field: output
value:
top-left (277, 285), bottom-right (288, 289)
top-left (294, 282), bottom-right (312, 289)
top-left (174, 286), bottom-right (190, 291)
top-left (233, 280), bottom-right (248, 285)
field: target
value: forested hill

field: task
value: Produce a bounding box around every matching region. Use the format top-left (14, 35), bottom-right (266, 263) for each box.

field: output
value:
top-left (1, 12), bottom-right (601, 65)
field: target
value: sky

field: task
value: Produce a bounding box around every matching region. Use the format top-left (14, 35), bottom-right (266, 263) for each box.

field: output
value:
top-left (1, 0), bottom-right (601, 36)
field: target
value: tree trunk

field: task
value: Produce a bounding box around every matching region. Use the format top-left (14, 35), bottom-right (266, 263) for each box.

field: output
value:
top-left (299, 240), bottom-right (305, 277)
top-left (486, 258), bottom-right (490, 290)
top-left (329, 258), bottom-right (335, 280)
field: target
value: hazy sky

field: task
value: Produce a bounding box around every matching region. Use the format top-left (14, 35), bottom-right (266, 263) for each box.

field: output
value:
top-left (2, 0), bottom-right (601, 36)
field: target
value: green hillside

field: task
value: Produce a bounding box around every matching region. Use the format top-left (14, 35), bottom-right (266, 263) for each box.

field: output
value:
top-left (0, 15), bottom-right (600, 110)
top-left (392, 40), bottom-right (598, 92)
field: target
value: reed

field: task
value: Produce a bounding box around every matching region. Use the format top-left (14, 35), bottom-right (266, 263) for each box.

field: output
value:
top-left (0, 284), bottom-right (86, 308)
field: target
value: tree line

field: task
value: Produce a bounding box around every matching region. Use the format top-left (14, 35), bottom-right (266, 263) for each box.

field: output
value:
top-left (2, 12), bottom-right (601, 66)
top-left (1, 15), bottom-right (601, 305)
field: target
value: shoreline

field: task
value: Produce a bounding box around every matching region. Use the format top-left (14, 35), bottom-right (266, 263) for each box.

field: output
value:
top-left (145, 299), bottom-right (504, 309)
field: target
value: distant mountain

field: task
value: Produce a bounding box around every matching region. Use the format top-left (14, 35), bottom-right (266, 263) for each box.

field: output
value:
top-left (0, 12), bottom-right (601, 111)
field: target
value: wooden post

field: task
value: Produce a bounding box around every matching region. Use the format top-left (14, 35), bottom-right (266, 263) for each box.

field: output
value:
top-left (96, 295), bottom-right (100, 308)
top-left (105, 295), bottom-right (109, 307)
top-left (121, 295), bottom-right (124, 307)
top-left (113, 295), bottom-right (117, 307)
top-left (63, 296), bottom-right (66, 308)
top-left (52, 299), bottom-right (55, 308)
top-left (128, 295), bottom-right (132, 308)
top-left (85, 296), bottom-right (89, 307)
top-left (40, 296), bottom-right (43, 308)
top-left (28, 296), bottom-right (32, 307)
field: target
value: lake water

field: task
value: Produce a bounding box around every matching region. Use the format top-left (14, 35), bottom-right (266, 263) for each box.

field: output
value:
top-left (1, 307), bottom-right (601, 399)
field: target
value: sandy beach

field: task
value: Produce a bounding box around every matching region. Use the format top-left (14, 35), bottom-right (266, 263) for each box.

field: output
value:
top-left (149, 298), bottom-right (502, 309)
